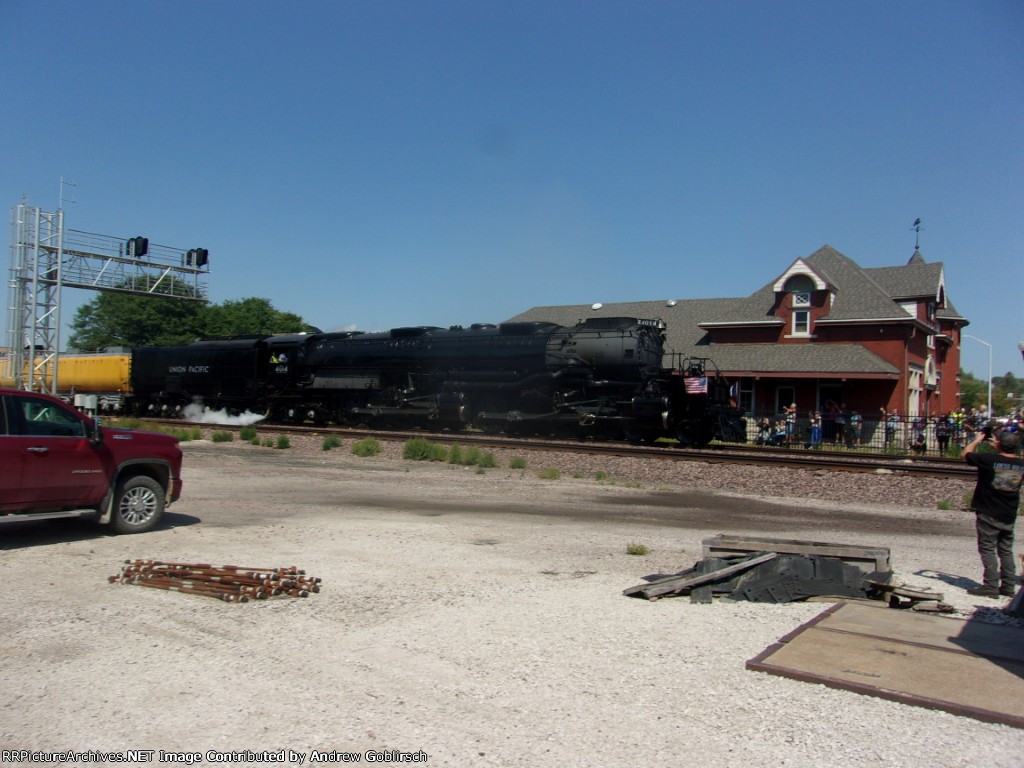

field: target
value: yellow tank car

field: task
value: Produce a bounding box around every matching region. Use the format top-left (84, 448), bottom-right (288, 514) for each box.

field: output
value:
top-left (0, 355), bottom-right (15, 389)
top-left (0, 352), bottom-right (131, 395)
top-left (56, 352), bottom-right (132, 395)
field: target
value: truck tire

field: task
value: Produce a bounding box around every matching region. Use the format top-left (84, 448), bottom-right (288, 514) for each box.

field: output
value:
top-left (110, 476), bottom-right (165, 534)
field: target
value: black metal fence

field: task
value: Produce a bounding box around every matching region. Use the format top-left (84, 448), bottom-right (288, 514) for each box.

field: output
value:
top-left (744, 412), bottom-right (972, 458)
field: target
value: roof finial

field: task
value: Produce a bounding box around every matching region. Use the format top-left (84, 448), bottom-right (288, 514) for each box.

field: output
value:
top-left (911, 218), bottom-right (922, 249)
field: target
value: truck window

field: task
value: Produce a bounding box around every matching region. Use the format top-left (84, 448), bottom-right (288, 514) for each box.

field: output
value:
top-left (18, 397), bottom-right (86, 438)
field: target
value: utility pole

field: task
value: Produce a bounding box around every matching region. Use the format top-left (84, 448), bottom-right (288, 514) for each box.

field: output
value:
top-left (963, 333), bottom-right (992, 419)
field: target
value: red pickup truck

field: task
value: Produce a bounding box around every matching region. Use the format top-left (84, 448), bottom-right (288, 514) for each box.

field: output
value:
top-left (0, 388), bottom-right (183, 533)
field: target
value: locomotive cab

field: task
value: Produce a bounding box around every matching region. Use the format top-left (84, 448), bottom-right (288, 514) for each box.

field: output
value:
top-left (263, 333), bottom-right (315, 389)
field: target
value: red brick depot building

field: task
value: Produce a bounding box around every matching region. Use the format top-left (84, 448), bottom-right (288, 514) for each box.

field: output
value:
top-left (509, 245), bottom-right (967, 428)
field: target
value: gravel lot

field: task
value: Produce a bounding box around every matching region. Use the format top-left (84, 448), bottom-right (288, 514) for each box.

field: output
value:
top-left (1, 434), bottom-right (1022, 768)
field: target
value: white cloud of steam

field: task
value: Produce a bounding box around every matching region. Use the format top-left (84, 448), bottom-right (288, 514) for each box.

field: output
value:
top-left (182, 403), bottom-right (266, 426)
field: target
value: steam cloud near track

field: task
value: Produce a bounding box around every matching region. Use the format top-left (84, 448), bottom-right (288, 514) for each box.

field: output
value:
top-left (182, 403), bottom-right (265, 427)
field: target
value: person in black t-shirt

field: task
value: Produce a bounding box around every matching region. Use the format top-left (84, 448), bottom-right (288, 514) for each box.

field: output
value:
top-left (962, 429), bottom-right (1024, 598)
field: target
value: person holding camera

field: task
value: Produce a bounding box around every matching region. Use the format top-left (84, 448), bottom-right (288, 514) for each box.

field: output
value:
top-left (881, 407), bottom-right (898, 447)
top-left (961, 426), bottom-right (1024, 598)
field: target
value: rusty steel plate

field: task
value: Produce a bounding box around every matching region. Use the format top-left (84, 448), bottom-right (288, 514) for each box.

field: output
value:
top-left (748, 601), bottom-right (1024, 729)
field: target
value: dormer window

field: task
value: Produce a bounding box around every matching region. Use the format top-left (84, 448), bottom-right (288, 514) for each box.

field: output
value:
top-left (782, 274), bottom-right (816, 311)
top-left (772, 261), bottom-right (829, 333)
top-left (792, 310), bottom-right (810, 336)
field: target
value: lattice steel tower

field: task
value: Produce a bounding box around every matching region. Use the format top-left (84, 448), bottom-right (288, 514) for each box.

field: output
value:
top-left (6, 203), bottom-right (209, 392)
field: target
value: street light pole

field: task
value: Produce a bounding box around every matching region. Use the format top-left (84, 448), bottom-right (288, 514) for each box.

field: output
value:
top-left (963, 333), bottom-right (992, 418)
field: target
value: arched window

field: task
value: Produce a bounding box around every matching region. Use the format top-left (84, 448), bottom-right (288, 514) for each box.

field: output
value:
top-left (784, 275), bottom-right (814, 308)
top-left (784, 275), bottom-right (816, 293)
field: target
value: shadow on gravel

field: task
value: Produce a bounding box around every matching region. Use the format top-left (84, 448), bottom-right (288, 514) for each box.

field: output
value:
top-left (605, 491), bottom-right (971, 537)
top-left (351, 489), bottom-right (969, 538)
top-left (0, 511), bottom-right (201, 550)
top-left (161, 511), bottom-right (202, 530)
top-left (914, 569), bottom-right (980, 591)
top-left (0, 516), bottom-right (110, 549)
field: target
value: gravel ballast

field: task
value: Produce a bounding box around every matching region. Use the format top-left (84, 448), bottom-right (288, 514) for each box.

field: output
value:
top-left (1, 435), bottom-right (1021, 768)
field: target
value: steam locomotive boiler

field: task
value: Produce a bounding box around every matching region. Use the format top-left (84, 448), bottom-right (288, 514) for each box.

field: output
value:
top-left (125, 316), bottom-right (746, 446)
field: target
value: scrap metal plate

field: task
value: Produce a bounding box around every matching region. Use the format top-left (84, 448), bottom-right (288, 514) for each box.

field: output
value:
top-left (747, 601), bottom-right (1024, 728)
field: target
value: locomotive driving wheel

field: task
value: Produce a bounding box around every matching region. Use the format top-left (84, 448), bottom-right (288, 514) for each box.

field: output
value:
top-left (624, 422), bottom-right (658, 444)
top-left (473, 398), bottom-right (506, 434)
top-left (591, 420), bottom-right (624, 441)
top-left (676, 421), bottom-right (713, 448)
top-left (335, 405), bottom-right (361, 427)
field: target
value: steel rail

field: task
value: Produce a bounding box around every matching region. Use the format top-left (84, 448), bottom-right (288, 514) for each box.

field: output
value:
top-left (147, 419), bottom-right (974, 479)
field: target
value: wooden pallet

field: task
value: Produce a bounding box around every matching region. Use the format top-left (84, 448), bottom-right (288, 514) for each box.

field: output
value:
top-left (702, 534), bottom-right (891, 574)
top-left (622, 552), bottom-right (778, 600)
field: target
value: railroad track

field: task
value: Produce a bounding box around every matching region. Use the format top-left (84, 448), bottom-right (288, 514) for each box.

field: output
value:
top-left (141, 418), bottom-right (973, 480)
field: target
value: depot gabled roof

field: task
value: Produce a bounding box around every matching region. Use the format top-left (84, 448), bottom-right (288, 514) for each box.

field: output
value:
top-left (505, 245), bottom-right (963, 377)
top-left (505, 297), bottom-right (899, 377)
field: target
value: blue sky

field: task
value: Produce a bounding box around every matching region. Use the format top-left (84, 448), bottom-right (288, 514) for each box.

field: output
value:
top-left (3, 1), bottom-right (1022, 380)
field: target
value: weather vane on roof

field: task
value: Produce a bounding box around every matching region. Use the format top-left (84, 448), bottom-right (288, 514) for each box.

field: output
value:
top-left (911, 218), bottom-right (923, 249)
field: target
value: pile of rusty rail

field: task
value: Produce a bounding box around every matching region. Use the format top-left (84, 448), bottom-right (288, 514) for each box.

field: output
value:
top-left (110, 560), bottom-right (322, 603)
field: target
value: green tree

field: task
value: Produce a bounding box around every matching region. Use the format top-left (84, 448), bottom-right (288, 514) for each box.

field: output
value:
top-left (69, 282), bottom-right (313, 350)
top-left (993, 372), bottom-right (1024, 414)
top-left (961, 370), bottom-right (1024, 415)
top-left (69, 293), bottom-right (206, 350)
top-left (200, 297), bottom-right (313, 337)
top-left (958, 369), bottom-right (986, 411)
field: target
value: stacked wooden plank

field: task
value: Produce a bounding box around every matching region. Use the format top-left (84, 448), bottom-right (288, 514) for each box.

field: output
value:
top-left (701, 534), bottom-right (891, 572)
top-left (623, 536), bottom-right (943, 608)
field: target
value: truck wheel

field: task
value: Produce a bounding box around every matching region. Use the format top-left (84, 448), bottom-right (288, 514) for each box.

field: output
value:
top-left (111, 476), bottom-right (165, 534)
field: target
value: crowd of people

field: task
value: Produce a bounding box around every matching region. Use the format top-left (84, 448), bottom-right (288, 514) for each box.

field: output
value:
top-left (753, 402), bottom-right (1024, 456)
top-left (910, 405), bottom-right (1023, 455)
top-left (755, 401), bottom-right (866, 448)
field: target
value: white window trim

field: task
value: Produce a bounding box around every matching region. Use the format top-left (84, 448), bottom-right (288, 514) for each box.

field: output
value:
top-left (772, 261), bottom-right (828, 292)
top-left (792, 291), bottom-right (810, 308)
top-left (789, 310), bottom-right (811, 337)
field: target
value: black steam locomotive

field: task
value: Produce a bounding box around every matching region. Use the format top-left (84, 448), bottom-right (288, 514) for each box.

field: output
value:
top-left (126, 316), bottom-right (746, 446)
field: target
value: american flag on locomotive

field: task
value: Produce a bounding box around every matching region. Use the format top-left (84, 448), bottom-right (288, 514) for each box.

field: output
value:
top-left (684, 376), bottom-right (708, 395)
